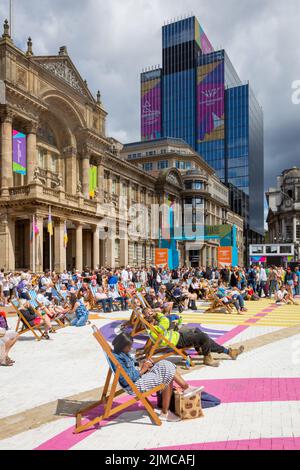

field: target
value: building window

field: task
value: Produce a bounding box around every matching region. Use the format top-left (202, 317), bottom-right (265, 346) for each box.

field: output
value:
top-left (194, 181), bottom-right (204, 190)
top-left (158, 160), bottom-right (169, 170)
top-left (50, 153), bottom-right (56, 173)
top-left (142, 162), bottom-right (153, 171)
top-left (286, 225), bottom-right (293, 241)
top-left (122, 183), bottom-right (128, 197)
top-left (115, 239), bottom-right (120, 260)
top-left (150, 245), bottom-right (154, 261)
top-left (112, 179), bottom-right (116, 194)
top-left (38, 148), bottom-right (46, 168)
top-left (297, 225), bottom-right (300, 240)
top-left (142, 244), bottom-right (147, 263)
top-left (133, 242), bottom-right (138, 261)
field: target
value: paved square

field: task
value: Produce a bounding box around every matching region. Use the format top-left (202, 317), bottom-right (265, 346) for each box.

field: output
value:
top-left (1, 300), bottom-right (300, 450)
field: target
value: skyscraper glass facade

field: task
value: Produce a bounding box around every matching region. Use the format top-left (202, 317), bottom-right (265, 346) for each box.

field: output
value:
top-left (141, 16), bottom-right (264, 234)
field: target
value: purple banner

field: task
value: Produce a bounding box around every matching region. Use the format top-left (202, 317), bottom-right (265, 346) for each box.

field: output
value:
top-left (197, 61), bottom-right (225, 143)
top-left (13, 130), bottom-right (27, 175)
top-left (141, 78), bottom-right (162, 141)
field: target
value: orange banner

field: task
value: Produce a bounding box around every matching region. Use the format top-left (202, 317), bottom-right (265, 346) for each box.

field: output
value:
top-left (218, 247), bottom-right (232, 266)
top-left (155, 249), bottom-right (169, 268)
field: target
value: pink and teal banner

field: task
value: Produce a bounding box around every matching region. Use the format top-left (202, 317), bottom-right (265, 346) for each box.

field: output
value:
top-left (194, 18), bottom-right (214, 54)
top-left (13, 130), bottom-right (27, 175)
top-left (141, 78), bottom-right (162, 141)
top-left (197, 61), bottom-right (225, 143)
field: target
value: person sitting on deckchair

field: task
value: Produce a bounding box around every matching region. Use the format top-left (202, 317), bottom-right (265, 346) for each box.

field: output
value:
top-left (36, 289), bottom-right (61, 327)
top-left (0, 311), bottom-right (18, 366)
top-left (143, 308), bottom-right (244, 367)
top-left (112, 332), bottom-right (204, 423)
top-left (18, 299), bottom-right (51, 340)
top-left (68, 290), bottom-right (89, 327)
top-left (157, 285), bottom-right (174, 315)
top-left (95, 287), bottom-right (113, 313)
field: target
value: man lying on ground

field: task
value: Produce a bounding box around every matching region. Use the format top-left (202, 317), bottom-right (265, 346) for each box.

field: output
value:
top-left (143, 307), bottom-right (244, 367)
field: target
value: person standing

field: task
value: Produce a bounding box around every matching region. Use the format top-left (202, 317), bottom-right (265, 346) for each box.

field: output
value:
top-left (258, 266), bottom-right (269, 298)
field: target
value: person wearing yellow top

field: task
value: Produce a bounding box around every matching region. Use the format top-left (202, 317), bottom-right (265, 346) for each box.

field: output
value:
top-left (143, 308), bottom-right (244, 367)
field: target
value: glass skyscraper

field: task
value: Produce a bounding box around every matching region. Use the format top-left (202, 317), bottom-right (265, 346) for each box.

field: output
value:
top-left (141, 16), bottom-right (264, 236)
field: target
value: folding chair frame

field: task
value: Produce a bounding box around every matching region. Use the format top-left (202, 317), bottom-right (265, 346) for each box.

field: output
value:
top-left (133, 309), bottom-right (195, 367)
top-left (75, 327), bottom-right (164, 433)
top-left (28, 290), bottom-right (66, 329)
top-left (12, 300), bottom-right (44, 341)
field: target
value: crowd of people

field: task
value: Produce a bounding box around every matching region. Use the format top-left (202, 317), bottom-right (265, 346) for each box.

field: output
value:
top-left (0, 264), bottom-right (299, 371)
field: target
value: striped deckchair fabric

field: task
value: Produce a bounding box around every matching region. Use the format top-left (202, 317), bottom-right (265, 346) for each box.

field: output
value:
top-left (12, 298), bottom-right (44, 341)
top-left (28, 289), bottom-right (39, 309)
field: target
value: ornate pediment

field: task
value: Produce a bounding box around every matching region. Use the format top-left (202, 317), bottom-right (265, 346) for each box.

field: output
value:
top-left (166, 170), bottom-right (184, 189)
top-left (33, 56), bottom-right (93, 100)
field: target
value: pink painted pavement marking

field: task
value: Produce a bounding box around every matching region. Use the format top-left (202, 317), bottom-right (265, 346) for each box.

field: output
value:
top-left (187, 378), bottom-right (300, 403)
top-left (217, 303), bottom-right (281, 345)
top-left (35, 302), bottom-right (285, 451)
top-left (150, 437), bottom-right (300, 451)
top-left (34, 377), bottom-right (300, 451)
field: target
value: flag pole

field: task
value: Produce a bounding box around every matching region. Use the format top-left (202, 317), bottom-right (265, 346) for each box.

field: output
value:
top-left (9, 0), bottom-right (13, 36)
top-left (32, 215), bottom-right (36, 274)
top-left (49, 206), bottom-right (52, 273)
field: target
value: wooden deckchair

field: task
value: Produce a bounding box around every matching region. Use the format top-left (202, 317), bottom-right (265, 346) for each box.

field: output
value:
top-left (74, 326), bottom-right (164, 433)
top-left (88, 286), bottom-right (104, 312)
top-left (28, 289), bottom-right (65, 329)
top-left (206, 295), bottom-right (233, 314)
top-left (132, 308), bottom-right (195, 366)
top-left (12, 299), bottom-right (44, 341)
top-left (120, 291), bottom-right (147, 337)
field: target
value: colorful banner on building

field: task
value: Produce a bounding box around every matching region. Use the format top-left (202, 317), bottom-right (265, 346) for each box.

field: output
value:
top-left (12, 130), bottom-right (27, 175)
top-left (250, 256), bottom-right (267, 263)
top-left (218, 247), bottom-right (232, 267)
top-left (89, 165), bottom-right (97, 198)
top-left (155, 248), bottom-right (169, 268)
top-left (196, 60), bottom-right (225, 144)
top-left (141, 72), bottom-right (162, 141)
top-left (205, 225), bottom-right (232, 241)
top-left (194, 18), bottom-right (214, 54)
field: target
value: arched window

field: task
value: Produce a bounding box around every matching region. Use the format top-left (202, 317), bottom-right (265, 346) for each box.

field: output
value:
top-left (37, 123), bottom-right (57, 147)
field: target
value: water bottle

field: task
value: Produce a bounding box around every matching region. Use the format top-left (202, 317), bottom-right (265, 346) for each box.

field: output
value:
top-left (185, 355), bottom-right (191, 370)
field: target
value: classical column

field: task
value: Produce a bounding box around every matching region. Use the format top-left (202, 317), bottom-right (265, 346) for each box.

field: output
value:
top-left (54, 220), bottom-right (66, 273)
top-left (293, 217), bottom-right (297, 243)
top-left (0, 112), bottom-right (13, 192)
top-left (201, 245), bottom-right (207, 268)
top-left (120, 222), bottom-right (129, 267)
top-left (93, 226), bottom-right (100, 269)
top-left (76, 223), bottom-right (83, 272)
top-left (97, 163), bottom-right (104, 203)
top-left (26, 122), bottom-right (38, 184)
top-left (82, 155), bottom-right (90, 198)
top-left (36, 215), bottom-right (44, 273)
top-left (64, 147), bottom-right (77, 194)
top-left (106, 236), bottom-right (115, 268)
top-left (7, 217), bottom-right (16, 271)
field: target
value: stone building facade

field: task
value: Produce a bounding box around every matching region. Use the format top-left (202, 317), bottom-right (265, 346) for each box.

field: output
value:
top-left (0, 22), bottom-right (243, 272)
top-left (266, 167), bottom-right (300, 250)
top-left (122, 138), bottom-right (244, 266)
